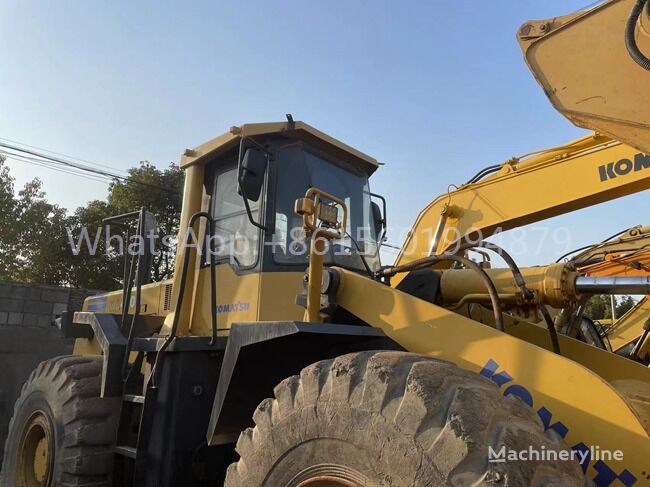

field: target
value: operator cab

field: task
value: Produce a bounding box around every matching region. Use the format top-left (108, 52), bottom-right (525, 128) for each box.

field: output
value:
top-left (174, 120), bottom-right (385, 331)
top-left (184, 120), bottom-right (384, 276)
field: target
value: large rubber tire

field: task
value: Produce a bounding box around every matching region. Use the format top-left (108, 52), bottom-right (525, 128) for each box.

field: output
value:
top-left (225, 351), bottom-right (585, 487)
top-left (1, 355), bottom-right (120, 487)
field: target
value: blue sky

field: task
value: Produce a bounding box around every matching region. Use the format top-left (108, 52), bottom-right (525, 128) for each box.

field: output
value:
top-left (1, 0), bottom-right (646, 266)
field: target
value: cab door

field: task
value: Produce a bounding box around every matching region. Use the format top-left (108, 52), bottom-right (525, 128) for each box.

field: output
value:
top-left (190, 163), bottom-right (262, 335)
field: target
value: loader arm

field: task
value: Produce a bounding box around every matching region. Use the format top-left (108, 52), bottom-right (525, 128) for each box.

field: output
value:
top-left (333, 266), bottom-right (650, 485)
top-left (395, 133), bottom-right (650, 274)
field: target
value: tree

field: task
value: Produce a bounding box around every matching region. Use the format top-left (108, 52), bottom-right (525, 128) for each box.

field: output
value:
top-left (107, 162), bottom-right (183, 283)
top-left (0, 159), bottom-right (183, 290)
top-left (615, 295), bottom-right (636, 317)
top-left (14, 179), bottom-right (71, 284)
top-left (583, 294), bottom-right (637, 321)
top-left (65, 162), bottom-right (184, 290)
top-left (583, 295), bottom-right (612, 321)
top-left (0, 158), bottom-right (71, 283)
top-left (0, 156), bottom-right (20, 278)
top-left (65, 200), bottom-right (124, 290)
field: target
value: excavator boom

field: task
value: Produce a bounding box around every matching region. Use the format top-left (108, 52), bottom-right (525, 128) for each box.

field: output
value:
top-left (395, 134), bottom-right (650, 272)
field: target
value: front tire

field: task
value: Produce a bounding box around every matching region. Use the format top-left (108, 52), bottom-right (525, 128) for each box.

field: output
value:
top-left (1, 355), bottom-right (120, 487)
top-left (225, 351), bottom-right (585, 486)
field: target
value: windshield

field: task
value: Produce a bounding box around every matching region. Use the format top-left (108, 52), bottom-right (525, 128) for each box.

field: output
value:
top-left (273, 145), bottom-right (380, 272)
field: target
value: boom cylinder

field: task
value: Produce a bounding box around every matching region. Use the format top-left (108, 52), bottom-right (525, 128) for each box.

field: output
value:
top-left (575, 276), bottom-right (650, 295)
top-left (439, 264), bottom-right (650, 308)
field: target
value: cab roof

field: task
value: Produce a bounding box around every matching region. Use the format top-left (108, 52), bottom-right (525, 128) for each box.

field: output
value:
top-left (179, 120), bottom-right (379, 175)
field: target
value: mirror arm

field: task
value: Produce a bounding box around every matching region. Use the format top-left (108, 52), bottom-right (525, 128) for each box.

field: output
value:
top-left (237, 137), bottom-right (272, 232)
top-left (242, 191), bottom-right (270, 231)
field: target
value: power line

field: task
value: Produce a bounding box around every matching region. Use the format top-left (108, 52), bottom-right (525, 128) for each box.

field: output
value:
top-left (0, 141), bottom-right (180, 195)
top-left (2, 152), bottom-right (112, 185)
top-left (0, 136), bottom-right (129, 175)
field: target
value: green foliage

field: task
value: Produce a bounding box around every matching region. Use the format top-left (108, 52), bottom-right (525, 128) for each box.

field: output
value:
top-left (0, 157), bottom-right (20, 278)
top-left (616, 295), bottom-right (636, 317)
top-left (65, 200), bottom-right (124, 290)
top-left (583, 294), bottom-right (638, 321)
top-left (0, 158), bottom-right (71, 283)
top-left (0, 158), bottom-right (183, 290)
top-left (108, 162), bottom-right (183, 282)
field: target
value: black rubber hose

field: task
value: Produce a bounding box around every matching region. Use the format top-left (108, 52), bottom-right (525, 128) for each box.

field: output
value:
top-left (381, 254), bottom-right (505, 332)
top-left (456, 241), bottom-right (534, 301)
top-left (537, 304), bottom-right (562, 355)
top-left (626, 0), bottom-right (650, 71)
top-left (456, 240), bottom-right (560, 354)
top-left (466, 164), bottom-right (502, 184)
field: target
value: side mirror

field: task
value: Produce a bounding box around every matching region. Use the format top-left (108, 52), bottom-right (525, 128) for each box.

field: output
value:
top-left (238, 148), bottom-right (267, 202)
top-left (371, 201), bottom-right (386, 243)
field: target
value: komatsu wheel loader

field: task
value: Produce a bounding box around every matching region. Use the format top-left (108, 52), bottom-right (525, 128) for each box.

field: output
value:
top-left (3, 0), bottom-right (650, 486)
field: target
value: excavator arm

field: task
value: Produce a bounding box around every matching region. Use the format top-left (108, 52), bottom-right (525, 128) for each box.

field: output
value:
top-left (518, 0), bottom-right (650, 155)
top-left (394, 134), bottom-right (650, 272)
top-left (572, 224), bottom-right (650, 271)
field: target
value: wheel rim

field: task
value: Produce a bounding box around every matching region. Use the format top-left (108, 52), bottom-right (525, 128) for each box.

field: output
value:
top-left (17, 412), bottom-right (54, 487)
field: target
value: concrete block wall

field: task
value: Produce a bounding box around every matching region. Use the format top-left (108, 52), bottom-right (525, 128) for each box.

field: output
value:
top-left (0, 281), bottom-right (80, 327)
top-left (0, 281), bottom-right (99, 465)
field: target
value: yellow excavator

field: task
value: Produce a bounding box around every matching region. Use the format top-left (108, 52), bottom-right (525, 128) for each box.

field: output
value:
top-left (2, 1), bottom-right (650, 486)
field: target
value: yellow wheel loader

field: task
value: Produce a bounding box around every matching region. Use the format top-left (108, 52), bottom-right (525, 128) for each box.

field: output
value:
top-left (3, 1), bottom-right (650, 486)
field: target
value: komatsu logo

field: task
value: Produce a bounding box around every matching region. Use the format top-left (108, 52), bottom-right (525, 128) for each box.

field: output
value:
top-left (598, 153), bottom-right (650, 181)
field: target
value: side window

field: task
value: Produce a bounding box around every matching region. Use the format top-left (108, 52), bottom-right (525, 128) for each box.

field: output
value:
top-left (211, 167), bottom-right (260, 267)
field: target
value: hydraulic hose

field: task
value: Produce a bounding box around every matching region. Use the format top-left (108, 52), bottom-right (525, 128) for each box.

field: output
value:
top-left (626, 0), bottom-right (650, 71)
top-left (537, 304), bottom-right (562, 355)
top-left (466, 164), bottom-right (502, 184)
top-left (456, 241), bottom-right (534, 301)
top-left (457, 240), bottom-right (560, 354)
top-left (381, 254), bottom-right (505, 332)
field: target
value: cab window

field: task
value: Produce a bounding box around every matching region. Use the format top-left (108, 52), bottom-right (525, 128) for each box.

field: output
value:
top-left (211, 167), bottom-right (260, 267)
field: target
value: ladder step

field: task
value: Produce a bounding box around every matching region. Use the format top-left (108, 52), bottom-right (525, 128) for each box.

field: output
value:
top-left (123, 394), bottom-right (145, 404)
top-left (114, 445), bottom-right (137, 459)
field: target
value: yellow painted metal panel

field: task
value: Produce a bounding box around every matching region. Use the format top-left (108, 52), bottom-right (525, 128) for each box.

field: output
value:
top-left (394, 136), bottom-right (650, 284)
top-left (180, 120), bottom-right (378, 174)
top-left (189, 266), bottom-right (304, 335)
top-left (335, 268), bottom-right (650, 484)
top-left (609, 298), bottom-right (650, 352)
top-left (519, 0), bottom-right (650, 155)
top-left (190, 264), bottom-right (260, 336)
